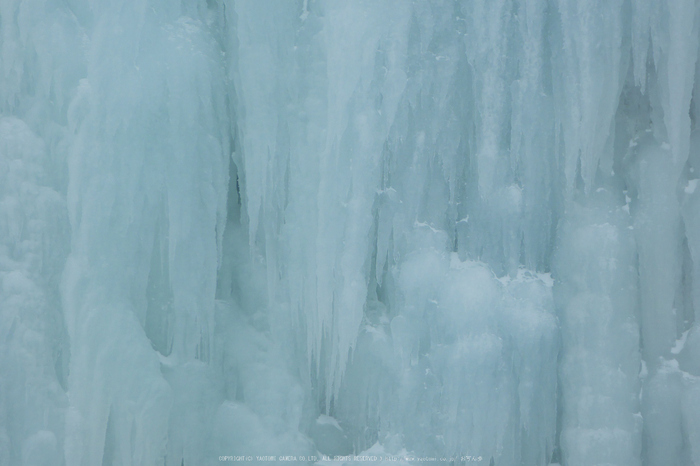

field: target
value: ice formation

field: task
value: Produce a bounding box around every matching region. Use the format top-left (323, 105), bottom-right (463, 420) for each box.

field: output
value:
top-left (1, 0), bottom-right (699, 465)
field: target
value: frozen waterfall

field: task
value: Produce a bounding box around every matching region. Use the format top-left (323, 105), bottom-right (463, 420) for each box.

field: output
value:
top-left (1, 0), bottom-right (700, 465)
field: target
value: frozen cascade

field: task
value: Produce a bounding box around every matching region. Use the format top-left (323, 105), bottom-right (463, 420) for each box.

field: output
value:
top-left (0, 1), bottom-right (699, 465)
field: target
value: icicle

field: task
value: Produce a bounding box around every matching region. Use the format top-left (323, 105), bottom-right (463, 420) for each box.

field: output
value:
top-left (461, 0), bottom-right (512, 198)
top-left (554, 0), bottom-right (628, 192)
top-left (631, 0), bottom-right (651, 93)
top-left (650, 0), bottom-right (700, 165)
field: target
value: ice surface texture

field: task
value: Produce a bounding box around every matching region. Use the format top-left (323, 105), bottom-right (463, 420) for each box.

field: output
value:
top-left (0, 0), bottom-right (699, 465)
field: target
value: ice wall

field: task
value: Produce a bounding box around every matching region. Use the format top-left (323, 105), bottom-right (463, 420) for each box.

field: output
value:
top-left (0, 0), bottom-right (699, 465)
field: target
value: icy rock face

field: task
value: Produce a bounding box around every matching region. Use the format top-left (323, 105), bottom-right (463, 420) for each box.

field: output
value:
top-left (309, 415), bottom-right (352, 456)
top-left (0, 0), bottom-right (700, 465)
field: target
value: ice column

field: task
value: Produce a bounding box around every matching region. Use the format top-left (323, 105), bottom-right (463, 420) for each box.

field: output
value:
top-left (61, 1), bottom-right (229, 464)
top-left (555, 198), bottom-right (642, 466)
top-left (0, 118), bottom-right (68, 466)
